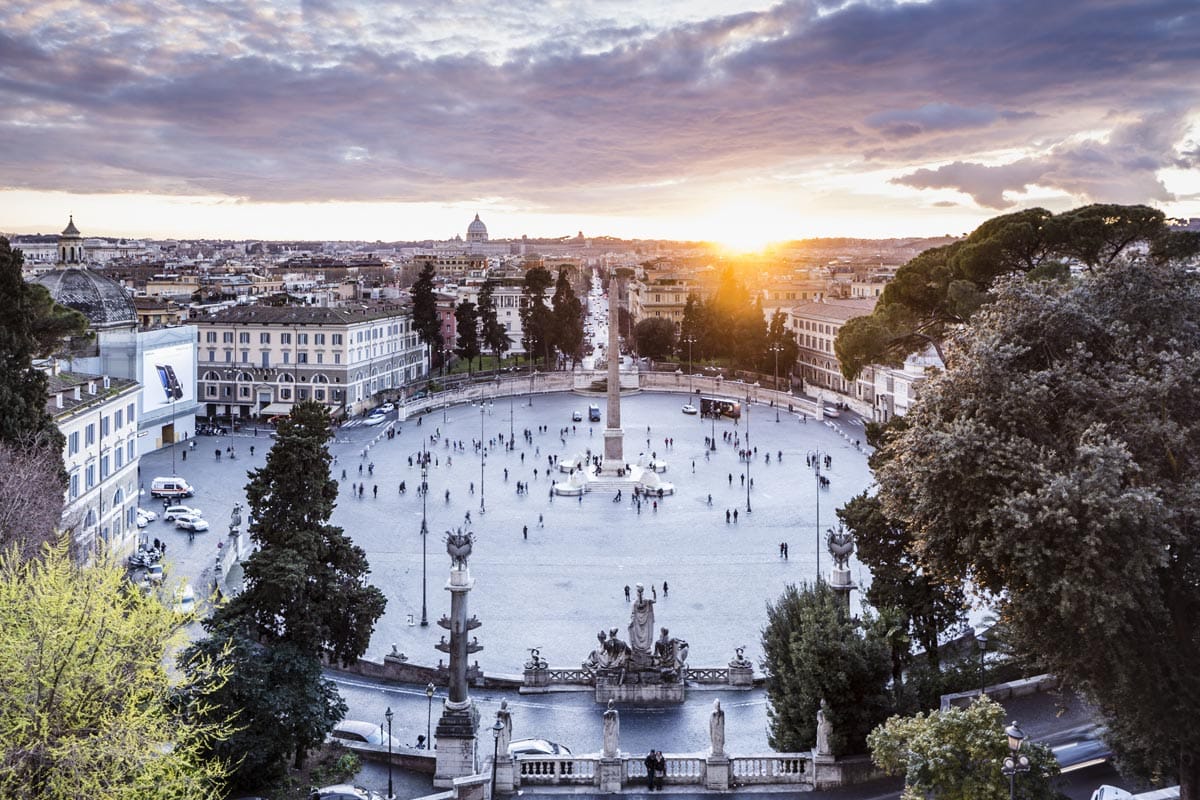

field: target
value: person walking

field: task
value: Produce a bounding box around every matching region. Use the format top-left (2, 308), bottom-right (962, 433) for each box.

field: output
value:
top-left (733, 509), bottom-right (739, 523)
top-left (372, 484), bottom-right (378, 498)
top-left (624, 585), bottom-right (631, 601)
top-left (663, 581), bottom-right (669, 597)
top-left (644, 751), bottom-right (658, 791)
top-left (523, 525), bottom-right (528, 539)
top-left (653, 751), bottom-right (666, 790)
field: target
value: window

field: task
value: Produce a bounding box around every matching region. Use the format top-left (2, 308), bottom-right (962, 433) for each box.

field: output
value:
top-left (127, 403), bottom-right (135, 423)
top-left (332, 334), bottom-right (343, 345)
top-left (115, 447), bottom-right (124, 468)
top-left (239, 386), bottom-right (250, 398)
top-left (260, 332), bottom-right (271, 344)
top-left (316, 352), bottom-right (323, 364)
top-left (100, 455), bottom-right (109, 480)
top-left (298, 333), bottom-right (308, 345)
top-left (68, 431), bottom-right (80, 456)
top-left (315, 333), bottom-right (325, 345)
top-left (280, 388), bottom-right (292, 400)
top-left (223, 332), bottom-right (234, 343)
top-left (225, 351), bottom-right (232, 363)
top-left (127, 441), bottom-right (135, 462)
top-left (69, 473), bottom-right (79, 500)
top-left (86, 424), bottom-right (95, 446)
top-left (282, 351), bottom-right (290, 364)
top-left (207, 348), bottom-right (216, 362)
top-left (315, 389), bottom-right (326, 401)
top-left (239, 332), bottom-right (250, 344)
top-left (206, 331), bottom-right (217, 343)
top-left (334, 353), bottom-right (341, 364)
top-left (298, 352), bottom-right (308, 364)
top-left (86, 464), bottom-right (95, 490)
top-left (206, 385), bottom-right (217, 397)
top-left (115, 409), bottom-right (123, 428)
top-left (281, 333), bottom-right (292, 345)
top-left (261, 352), bottom-right (270, 368)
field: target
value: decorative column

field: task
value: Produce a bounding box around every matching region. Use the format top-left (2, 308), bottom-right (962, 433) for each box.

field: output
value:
top-left (826, 526), bottom-right (856, 614)
top-left (603, 272), bottom-right (624, 470)
top-left (434, 529), bottom-right (484, 788)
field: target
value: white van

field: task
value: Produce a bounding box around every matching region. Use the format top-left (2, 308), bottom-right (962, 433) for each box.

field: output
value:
top-left (150, 476), bottom-right (194, 499)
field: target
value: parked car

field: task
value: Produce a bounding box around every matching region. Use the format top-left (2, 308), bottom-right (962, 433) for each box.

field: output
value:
top-left (509, 738), bottom-right (572, 757)
top-left (174, 514), bottom-right (210, 532)
top-left (150, 476), bottom-right (194, 499)
top-left (309, 785), bottom-right (382, 800)
top-left (572, 410), bottom-right (583, 422)
top-left (163, 504), bottom-right (202, 521)
top-left (379, 402), bottom-right (395, 413)
top-left (137, 508), bottom-right (158, 522)
top-left (329, 720), bottom-right (403, 750)
top-left (681, 404), bottom-right (698, 415)
top-left (172, 583), bottom-right (196, 615)
top-left (822, 406), bottom-right (841, 419)
top-left (146, 563), bottom-right (164, 584)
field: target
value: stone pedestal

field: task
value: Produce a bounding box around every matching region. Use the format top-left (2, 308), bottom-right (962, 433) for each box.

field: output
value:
top-left (595, 678), bottom-right (685, 705)
top-left (603, 427), bottom-right (625, 464)
top-left (728, 665), bottom-right (754, 687)
top-left (523, 666), bottom-right (550, 689)
top-left (812, 753), bottom-right (839, 791)
top-left (599, 757), bottom-right (624, 793)
top-left (494, 755), bottom-right (515, 794)
top-left (705, 757), bottom-right (730, 790)
top-left (434, 704), bottom-right (478, 788)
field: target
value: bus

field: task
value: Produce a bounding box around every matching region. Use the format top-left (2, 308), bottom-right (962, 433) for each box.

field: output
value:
top-left (700, 397), bottom-right (741, 419)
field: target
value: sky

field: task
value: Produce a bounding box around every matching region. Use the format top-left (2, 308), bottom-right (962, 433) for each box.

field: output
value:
top-left (1, 0), bottom-right (1198, 248)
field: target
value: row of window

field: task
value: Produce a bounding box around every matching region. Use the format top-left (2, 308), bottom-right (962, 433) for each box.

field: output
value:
top-left (65, 402), bottom-right (137, 456)
top-left (204, 331), bottom-right (346, 345)
top-left (68, 440), bottom-right (137, 499)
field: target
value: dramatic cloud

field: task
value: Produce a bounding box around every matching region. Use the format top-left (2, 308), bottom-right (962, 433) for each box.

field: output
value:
top-left (0, 0), bottom-right (1197, 234)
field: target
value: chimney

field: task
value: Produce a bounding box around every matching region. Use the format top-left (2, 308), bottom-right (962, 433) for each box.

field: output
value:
top-left (102, 376), bottom-right (111, 389)
top-left (56, 392), bottom-right (64, 409)
top-left (87, 381), bottom-right (97, 395)
top-left (74, 386), bottom-right (81, 400)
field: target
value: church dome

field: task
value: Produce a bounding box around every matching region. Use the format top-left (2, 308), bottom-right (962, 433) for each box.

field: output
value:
top-left (35, 267), bottom-right (137, 330)
top-left (467, 214), bottom-right (488, 243)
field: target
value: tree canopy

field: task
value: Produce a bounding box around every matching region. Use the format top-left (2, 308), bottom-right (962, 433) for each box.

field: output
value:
top-left (454, 299), bottom-right (480, 373)
top-left (762, 582), bottom-right (892, 755)
top-left (834, 204), bottom-right (1200, 379)
top-left (520, 266), bottom-right (554, 365)
top-left (477, 278), bottom-right (510, 361)
top-left (634, 317), bottom-right (676, 360)
top-left (869, 697), bottom-right (1059, 800)
top-left (0, 542), bottom-right (231, 798)
top-left (551, 267), bottom-right (585, 365)
top-left (410, 260), bottom-right (442, 364)
top-left (873, 257), bottom-right (1200, 797)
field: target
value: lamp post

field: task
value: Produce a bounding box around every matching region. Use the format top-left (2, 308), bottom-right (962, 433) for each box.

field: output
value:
top-left (420, 460), bottom-right (429, 627)
top-left (480, 402), bottom-right (486, 514)
top-left (508, 371), bottom-right (514, 442)
top-left (1001, 721), bottom-right (1031, 800)
top-left (977, 633), bottom-right (989, 697)
top-left (528, 368), bottom-right (535, 406)
top-left (745, 391), bottom-right (752, 513)
top-left (385, 706), bottom-right (395, 799)
top-left (425, 682), bottom-right (436, 749)
top-left (491, 718), bottom-right (504, 798)
top-left (683, 335), bottom-right (695, 397)
top-left (771, 343), bottom-right (783, 422)
top-left (807, 448), bottom-right (826, 581)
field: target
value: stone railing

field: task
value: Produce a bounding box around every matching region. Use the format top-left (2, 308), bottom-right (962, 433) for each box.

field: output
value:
top-left (522, 662), bottom-right (755, 691)
top-left (686, 667), bottom-right (729, 683)
top-left (516, 755), bottom-right (596, 786)
top-left (731, 755), bottom-right (808, 785)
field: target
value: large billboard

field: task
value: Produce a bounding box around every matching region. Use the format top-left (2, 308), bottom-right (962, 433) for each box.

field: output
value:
top-left (141, 342), bottom-right (194, 414)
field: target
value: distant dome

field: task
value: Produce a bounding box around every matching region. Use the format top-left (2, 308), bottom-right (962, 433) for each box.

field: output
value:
top-left (467, 214), bottom-right (488, 243)
top-left (35, 267), bottom-right (137, 330)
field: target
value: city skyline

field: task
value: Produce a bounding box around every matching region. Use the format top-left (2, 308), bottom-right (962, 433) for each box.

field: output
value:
top-left (1, 0), bottom-right (1198, 249)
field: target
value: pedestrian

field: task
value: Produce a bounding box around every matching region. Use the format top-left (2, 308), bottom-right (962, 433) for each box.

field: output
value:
top-left (624, 585), bottom-right (631, 601)
top-left (644, 751), bottom-right (657, 791)
top-left (523, 525), bottom-right (528, 539)
top-left (358, 485), bottom-right (364, 497)
top-left (249, 445), bottom-right (255, 457)
top-left (663, 581), bottom-right (668, 597)
top-left (538, 513), bottom-right (544, 527)
top-left (342, 468), bottom-right (347, 480)
top-left (733, 509), bottom-right (739, 522)
top-left (651, 584), bottom-right (656, 600)
top-left (215, 448), bottom-right (221, 461)
top-left (181, 449), bottom-right (186, 461)
top-left (359, 464), bottom-right (363, 475)
top-left (373, 484), bottom-right (378, 498)
top-left (725, 509), bottom-right (731, 523)
top-left (728, 473), bottom-right (732, 485)
top-left (707, 493), bottom-right (712, 506)
top-left (653, 751), bottom-right (666, 790)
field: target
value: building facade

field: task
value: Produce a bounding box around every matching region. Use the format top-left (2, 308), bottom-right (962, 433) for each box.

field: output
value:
top-left (790, 298), bottom-right (878, 401)
top-left (49, 369), bottom-right (142, 561)
top-left (193, 303), bottom-right (428, 419)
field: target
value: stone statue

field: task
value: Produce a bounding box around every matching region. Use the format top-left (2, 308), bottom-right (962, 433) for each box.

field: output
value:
top-left (628, 583), bottom-right (656, 655)
top-left (728, 646), bottom-right (752, 669)
top-left (496, 700), bottom-right (513, 756)
top-left (816, 699), bottom-right (833, 756)
top-left (602, 699), bottom-right (619, 758)
top-left (709, 699), bottom-right (726, 757)
top-left (445, 528), bottom-right (474, 569)
top-left (583, 630), bottom-right (609, 670)
top-left (826, 526), bottom-right (855, 570)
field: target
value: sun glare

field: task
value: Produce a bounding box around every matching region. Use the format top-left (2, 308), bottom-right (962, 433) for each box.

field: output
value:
top-left (702, 199), bottom-right (796, 254)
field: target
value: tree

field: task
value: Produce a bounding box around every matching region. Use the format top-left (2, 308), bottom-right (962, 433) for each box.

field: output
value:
top-left (180, 627), bottom-right (346, 787)
top-left (213, 401), bottom-right (386, 666)
top-left (762, 582), bottom-right (893, 755)
top-left (477, 278), bottom-right (510, 363)
top-left (410, 260), bottom-right (442, 366)
top-left (868, 697), bottom-right (1059, 800)
top-left (765, 310), bottom-right (799, 387)
top-left (834, 204), bottom-right (1197, 380)
top-left (520, 266), bottom-right (554, 365)
top-left (634, 318), bottom-right (676, 360)
top-left (873, 257), bottom-right (1200, 798)
top-left (0, 439), bottom-right (70, 563)
top-left (454, 300), bottom-right (481, 374)
top-left (678, 294), bottom-right (706, 359)
top-left (551, 267), bottom-right (585, 366)
top-left (0, 541), bottom-right (231, 798)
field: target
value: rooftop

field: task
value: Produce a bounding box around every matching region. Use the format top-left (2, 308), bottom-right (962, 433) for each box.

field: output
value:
top-left (46, 371), bottom-right (139, 418)
top-left (194, 302), bottom-right (413, 326)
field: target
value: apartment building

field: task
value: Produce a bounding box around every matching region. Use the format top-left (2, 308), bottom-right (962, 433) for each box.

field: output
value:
top-left (790, 297), bottom-right (878, 400)
top-left (192, 303), bottom-right (428, 419)
top-left (48, 369), bottom-right (142, 561)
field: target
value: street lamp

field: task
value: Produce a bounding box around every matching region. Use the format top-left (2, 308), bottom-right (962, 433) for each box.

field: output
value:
top-left (385, 706), bottom-right (395, 799)
top-left (745, 391), bottom-right (752, 513)
top-left (420, 461), bottom-right (429, 627)
top-left (683, 335), bottom-right (695, 397)
top-left (807, 448), bottom-right (827, 582)
top-left (508, 372), bottom-right (514, 443)
top-left (480, 402), bottom-right (486, 514)
top-left (491, 718), bottom-right (504, 798)
top-left (425, 682), bottom-right (436, 750)
top-left (977, 633), bottom-right (989, 697)
top-left (528, 369), bottom-right (535, 406)
top-left (1001, 721), bottom-right (1031, 800)
top-left (770, 342), bottom-right (783, 422)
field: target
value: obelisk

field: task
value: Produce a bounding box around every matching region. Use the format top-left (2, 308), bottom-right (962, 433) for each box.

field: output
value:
top-left (603, 271), bottom-right (624, 470)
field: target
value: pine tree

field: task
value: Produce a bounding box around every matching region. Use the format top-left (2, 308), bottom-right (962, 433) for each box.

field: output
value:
top-left (477, 278), bottom-right (510, 364)
top-left (551, 267), bottom-right (584, 367)
top-left (410, 260), bottom-right (442, 367)
top-left (454, 300), bottom-right (481, 374)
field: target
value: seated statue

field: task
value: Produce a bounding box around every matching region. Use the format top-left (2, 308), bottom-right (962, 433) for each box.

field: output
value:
top-left (583, 630), bottom-right (609, 670)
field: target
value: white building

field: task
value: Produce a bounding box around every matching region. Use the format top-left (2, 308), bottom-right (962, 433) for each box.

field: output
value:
top-left (48, 369), bottom-right (142, 561)
top-left (871, 347), bottom-right (942, 423)
top-left (192, 302), bottom-right (428, 419)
